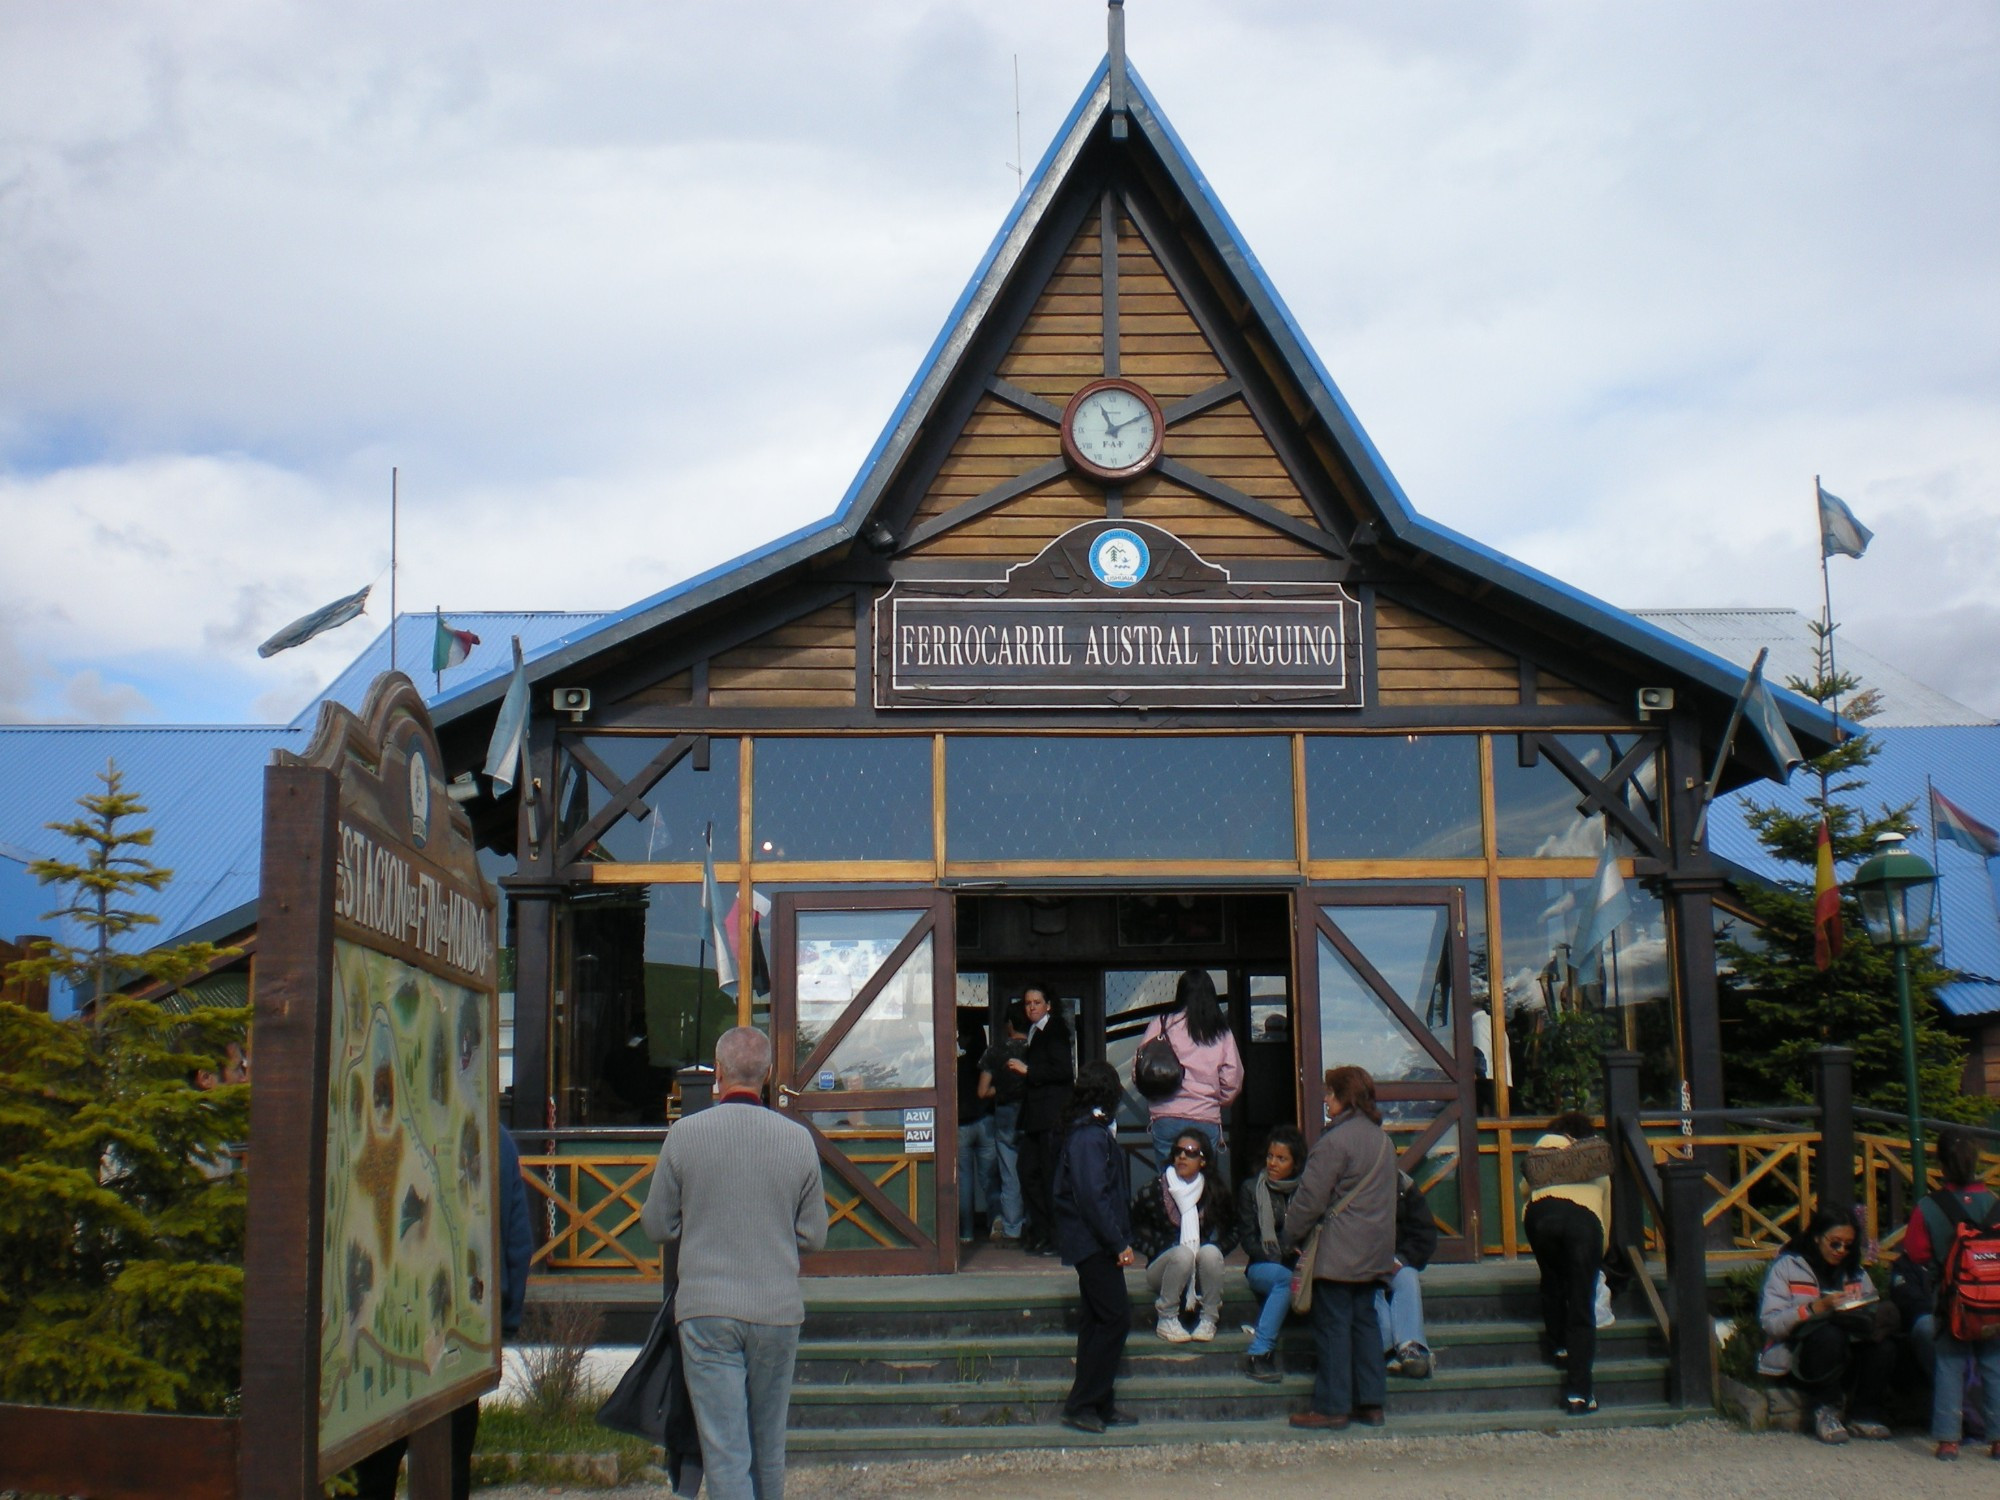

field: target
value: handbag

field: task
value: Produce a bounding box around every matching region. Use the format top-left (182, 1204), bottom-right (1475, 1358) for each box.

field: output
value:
top-left (1522, 1136), bottom-right (1612, 1191)
top-left (1290, 1134), bottom-right (1396, 1315)
top-left (597, 1292), bottom-right (704, 1496)
top-left (1133, 1017), bottom-right (1185, 1101)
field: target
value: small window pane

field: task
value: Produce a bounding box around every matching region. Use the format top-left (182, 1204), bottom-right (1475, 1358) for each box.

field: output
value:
top-left (754, 738), bottom-right (932, 861)
top-left (1305, 736), bottom-right (1482, 859)
top-left (1318, 934), bottom-right (1440, 1083)
top-left (817, 935), bottom-right (935, 1091)
top-left (946, 737), bottom-right (1294, 861)
top-left (1493, 735), bottom-right (1659, 859)
top-left (563, 737), bottom-right (739, 862)
top-left (1325, 905), bottom-right (1455, 1060)
top-left (795, 908), bottom-right (924, 1072)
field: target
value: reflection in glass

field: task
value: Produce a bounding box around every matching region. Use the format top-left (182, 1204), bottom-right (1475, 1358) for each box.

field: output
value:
top-left (1332, 907), bottom-right (1454, 1055)
top-left (794, 907), bottom-right (924, 1073)
top-left (1492, 735), bottom-right (1660, 859)
top-left (753, 737), bottom-right (931, 861)
top-left (560, 736), bottom-right (740, 863)
top-left (946, 737), bottom-right (1294, 860)
top-left (1103, 970), bottom-right (1228, 1129)
top-left (1247, 974), bottom-right (1290, 1047)
top-left (817, 935), bottom-right (935, 1092)
top-left (1305, 736), bottom-right (1482, 859)
top-left (1317, 934), bottom-right (1441, 1083)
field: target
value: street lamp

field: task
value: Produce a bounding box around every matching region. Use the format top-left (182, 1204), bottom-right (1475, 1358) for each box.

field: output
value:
top-left (1850, 830), bottom-right (1939, 1182)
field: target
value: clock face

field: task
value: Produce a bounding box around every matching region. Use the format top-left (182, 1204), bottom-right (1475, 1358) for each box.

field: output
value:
top-left (1062, 379), bottom-right (1163, 480)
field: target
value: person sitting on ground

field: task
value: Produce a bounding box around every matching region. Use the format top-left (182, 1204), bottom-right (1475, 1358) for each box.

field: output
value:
top-left (1237, 1125), bottom-right (1307, 1382)
top-left (1758, 1203), bottom-right (1900, 1445)
top-left (1377, 1166), bottom-right (1439, 1380)
top-left (1899, 1126), bottom-right (2000, 1461)
top-left (1131, 1126), bottom-right (1239, 1343)
top-left (1050, 1060), bottom-right (1139, 1436)
top-left (1133, 969), bottom-right (1243, 1177)
top-left (1523, 1110), bottom-right (1611, 1416)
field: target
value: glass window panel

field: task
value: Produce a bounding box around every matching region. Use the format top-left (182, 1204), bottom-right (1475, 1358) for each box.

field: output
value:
top-left (814, 935), bottom-right (935, 1092)
top-left (1104, 969), bottom-right (1228, 1129)
top-left (1329, 906), bottom-right (1454, 1058)
top-left (1247, 974), bottom-right (1290, 1047)
top-left (1305, 735), bottom-right (1482, 859)
top-left (754, 737), bottom-right (932, 862)
top-left (945, 736), bottom-right (1294, 861)
top-left (635, 884), bottom-right (739, 1079)
top-left (562, 736), bottom-right (740, 863)
top-left (795, 908), bottom-right (928, 1083)
top-left (1492, 735), bottom-right (1660, 859)
top-left (1318, 934), bottom-right (1444, 1083)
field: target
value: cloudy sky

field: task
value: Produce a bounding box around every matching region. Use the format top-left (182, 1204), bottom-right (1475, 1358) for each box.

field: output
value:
top-left (3, 0), bottom-right (1996, 724)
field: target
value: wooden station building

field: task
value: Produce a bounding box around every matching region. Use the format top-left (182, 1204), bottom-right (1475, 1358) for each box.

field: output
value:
top-left (428, 48), bottom-right (1833, 1275)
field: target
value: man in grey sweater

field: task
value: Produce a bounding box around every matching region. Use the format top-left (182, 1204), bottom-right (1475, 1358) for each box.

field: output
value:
top-left (643, 1027), bottom-right (828, 1500)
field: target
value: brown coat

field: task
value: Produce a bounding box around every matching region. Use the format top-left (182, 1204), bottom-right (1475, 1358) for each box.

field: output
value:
top-left (1282, 1110), bottom-right (1399, 1283)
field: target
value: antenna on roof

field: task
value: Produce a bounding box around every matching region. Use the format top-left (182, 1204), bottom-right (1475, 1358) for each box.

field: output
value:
top-left (389, 467), bottom-right (399, 676)
top-left (1108, 0), bottom-right (1128, 139)
top-left (1006, 55), bottom-right (1024, 195)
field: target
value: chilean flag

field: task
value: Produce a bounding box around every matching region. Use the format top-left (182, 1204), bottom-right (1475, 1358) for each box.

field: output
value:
top-left (1813, 817), bottom-right (1844, 971)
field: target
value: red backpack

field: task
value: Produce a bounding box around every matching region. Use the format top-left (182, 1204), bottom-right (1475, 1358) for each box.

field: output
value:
top-left (1932, 1189), bottom-right (2000, 1342)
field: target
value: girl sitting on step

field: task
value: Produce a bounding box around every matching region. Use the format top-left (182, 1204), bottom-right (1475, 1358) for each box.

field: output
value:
top-left (1237, 1125), bottom-right (1307, 1381)
top-left (1131, 1127), bottom-right (1239, 1343)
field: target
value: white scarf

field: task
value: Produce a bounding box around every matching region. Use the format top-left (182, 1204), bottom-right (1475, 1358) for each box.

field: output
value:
top-left (1164, 1169), bottom-right (1205, 1304)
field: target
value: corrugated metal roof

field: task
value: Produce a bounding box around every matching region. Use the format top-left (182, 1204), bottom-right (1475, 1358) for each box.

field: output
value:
top-left (1709, 724), bottom-right (2000, 1017)
top-left (1637, 609), bottom-right (1992, 728)
top-left (0, 725), bottom-right (301, 1013)
top-left (294, 611), bottom-right (608, 727)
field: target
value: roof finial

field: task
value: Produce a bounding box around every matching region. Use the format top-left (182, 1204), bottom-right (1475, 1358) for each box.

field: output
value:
top-left (1108, 0), bottom-right (1128, 140)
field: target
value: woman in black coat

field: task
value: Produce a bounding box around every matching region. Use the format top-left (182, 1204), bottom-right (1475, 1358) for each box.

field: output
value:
top-left (1050, 1060), bottom-right (1137, 1435)
top-left (1009, 986), bottom-right (1074, 1254)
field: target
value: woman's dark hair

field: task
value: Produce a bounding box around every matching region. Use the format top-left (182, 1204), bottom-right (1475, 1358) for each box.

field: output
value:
top-left (1323, 1065), bottom-right (1382, 1124)
top-left (1069, 1060), bottom-right (1124, 1121)
top-left (1264, 1124), bottom-right (1306, 1172)
top-left (1936, 1127), bottom-right (1982, 1188)
top-left (1785, 1203), bottom-right (1859, 1263)
top-left (1167, 1128), bottom-right (1227, 1200)
top-left (1548, 1111), bottom-right (1596, 1141)
top-left (1003, 999), bottom-right (1029, 1034)
top-left (1174, 968), bottom-right (1226, 1045)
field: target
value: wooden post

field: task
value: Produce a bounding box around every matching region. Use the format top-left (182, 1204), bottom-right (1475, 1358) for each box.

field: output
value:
top-left (1601, 1048), bottom-right (1645, 1252)
top-left (403, 1413), bottom-right (454, 1500)
top-left (239, 764), bottom-right (339, 1499)
top-left (1661, 1161), bottom-right (1714, 1409)
top-left (1813, 1045), bottom-right (1855, 1218)
top-left (505, 882), bottom-right (559, 1133)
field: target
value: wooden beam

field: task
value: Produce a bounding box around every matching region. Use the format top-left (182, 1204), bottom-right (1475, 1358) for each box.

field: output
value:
top-left (984, 377), bottom-right (1063, 425)
top-left (1160, 378), bottom-right (1242, 426)
top-left (1100, 190), bottom-right (1120, 377)
top-left (1154, 456), bottom-right (1345, 556)
top-left (554, 734), bottom-right (697, 869)
top-left (0, 1406), bottom-right (239, 1500)
top-left (900, 457), bottom-right (1069, 551)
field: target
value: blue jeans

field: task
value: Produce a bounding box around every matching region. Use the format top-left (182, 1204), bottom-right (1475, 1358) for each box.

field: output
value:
top-left (991, 1101), bottom-right (1024, 1236)
top-left (1244, 1260), bottom-right (1292, 1356)
top-left (957, 1113), bottom-right (998, 1240)
top-left (1309, 1279), bottom-right (1386, 1417)
top-left (1374, 1263), bottom-right (1428, 1353)
top-left (1149, 1116), bottom-right (1222, 1178)
top-left (1932, 1330), bottom-right (2000, 1443)
top-left (678, 1316), bottom-right (799, 1500)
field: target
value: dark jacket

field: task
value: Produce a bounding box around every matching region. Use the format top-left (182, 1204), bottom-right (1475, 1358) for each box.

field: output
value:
top-left (1283, 1110), bottom-right (1399, 1284)
top-left (1393, 1171), bottom-right (1438, 1273)
top-left (498, 1128), bottom-right (535, 1336)
top-left (1130, 1170), bottom-right (1239, 1261)
top-left (1237, 1174), bottom-right (1303, 1269)
top-left (1051, 1109), bottom-right (1131, 1266)
top-left (1018, 1012), bottom-right (1075, 1132)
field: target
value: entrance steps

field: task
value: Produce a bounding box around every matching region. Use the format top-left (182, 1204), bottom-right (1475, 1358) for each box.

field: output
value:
top-left (533, 1257), bottom-right (1710, 1463)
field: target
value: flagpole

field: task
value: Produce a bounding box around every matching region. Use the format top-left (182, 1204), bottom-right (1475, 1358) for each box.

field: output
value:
top-left (1692, 646), bottom-right (1767, 845)
top-left (1816, 476), bottom-right (1842, 748)
top-left (1928, 775), bottom-right (1948, 958)
top-left (434, 605), bottom-right (443, 696)
top-left (390, 467), bottom-right (400, 677)
top-left (693, 821), bottom-right (714, 1072)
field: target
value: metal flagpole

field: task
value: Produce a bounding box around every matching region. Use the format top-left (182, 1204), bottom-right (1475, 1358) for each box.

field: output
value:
top-left (693, 821), bottom-right (714, 1070)
top-left (390, 467), bottom-right (399, 675)
top-left (1817, 476), bottom-right (1842, 748)
top-left (1928, 775), bottom-right (1948, 958)
top-left (434, 606), bottom-right (443, 696)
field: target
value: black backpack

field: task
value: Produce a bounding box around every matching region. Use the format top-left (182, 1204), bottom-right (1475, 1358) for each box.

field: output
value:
top-left (1133, 1017), bottom-right (1185, 1101)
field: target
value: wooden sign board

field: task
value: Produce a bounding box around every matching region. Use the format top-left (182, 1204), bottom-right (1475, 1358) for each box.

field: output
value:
top-left (874, 520), bottom-right (1367, 709)
top-left (242, 673), bottom-right (502, 1494)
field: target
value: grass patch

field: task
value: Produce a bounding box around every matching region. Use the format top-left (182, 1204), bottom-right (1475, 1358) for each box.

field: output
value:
top-left (474, 1398), bottom-right (661, 1487)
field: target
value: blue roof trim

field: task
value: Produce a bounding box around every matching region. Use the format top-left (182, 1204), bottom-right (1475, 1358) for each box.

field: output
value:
top-left (430, 64), bottom-right (1115, 727)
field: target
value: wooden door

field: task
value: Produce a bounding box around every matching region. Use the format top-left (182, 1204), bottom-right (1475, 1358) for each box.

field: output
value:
top-left (1297, 887), bottom-right (1483, 1261)
top-left (771, 889), bottom-right (957, 1274)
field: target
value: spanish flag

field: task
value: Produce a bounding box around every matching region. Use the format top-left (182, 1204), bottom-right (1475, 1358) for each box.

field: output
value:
top-left (1812, 817), bottom-right (1844, 971)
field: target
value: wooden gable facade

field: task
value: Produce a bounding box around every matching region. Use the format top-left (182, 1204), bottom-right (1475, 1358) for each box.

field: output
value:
top-left (434, 58), bottom-right (1831, 1273)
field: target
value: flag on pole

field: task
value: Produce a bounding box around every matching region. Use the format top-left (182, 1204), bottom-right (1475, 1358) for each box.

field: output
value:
top-left (1812, 817), bottom-right (1844, 970)
top-left (1742, 653), bottom-right (1807, 782)
top-left (1817, 483), bottom-right (1873, 560)
top-left (1572, 823), bottom-right (1633, 985)
top-left (1932, 785), bottom-right (2000, 857)
top-left (727, 887), bottom-right (775, 998)
top-left (483, 637), bottom-right (529, 794)
top-left (432, 614), bottom-right (481, 673)
top-left (256, 585), bottom-right (371, 658)
top-left (701, 832), bottom-right (737, 996)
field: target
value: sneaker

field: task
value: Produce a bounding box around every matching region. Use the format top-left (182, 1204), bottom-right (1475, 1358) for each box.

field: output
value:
top-left (1245, 1352), bottom-right (1282, 1384)
top-left (1563, 1394), bottom-right (1598, 1417)
top-left (1191, 1318), bottom-right (1217, 1342)
top-left (1551, 1346), bottom-right (1568, 1366)
top-left (1156, 1316), bottom-right (1193, 1343)
top-left (1396, 1343), bottom-right (1433, 1380)
top-left (1934, 1441), bottom-right (1959, 1461)
top-left (1848, 1418), bottom-right (1892, 1441)
top-left (1813, 1406), bottom-right (1849, 1445)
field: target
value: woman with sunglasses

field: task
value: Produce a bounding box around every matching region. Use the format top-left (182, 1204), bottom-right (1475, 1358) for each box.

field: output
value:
top-left (1758, 1204), bottom-right (1900, 1444)
top-left (1130, 1127), bottom-right (1238, 1342)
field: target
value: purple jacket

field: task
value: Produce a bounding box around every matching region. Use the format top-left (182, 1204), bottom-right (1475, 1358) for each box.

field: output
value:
top-left (1138, 1013), bottom-right (1243, 1125)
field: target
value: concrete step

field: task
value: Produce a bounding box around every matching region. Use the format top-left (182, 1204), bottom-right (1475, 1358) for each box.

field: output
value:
top-left (782, 1355), bottom-right (1670, 1428)
top-left (785, 1401), bottom-right (1707, 1463)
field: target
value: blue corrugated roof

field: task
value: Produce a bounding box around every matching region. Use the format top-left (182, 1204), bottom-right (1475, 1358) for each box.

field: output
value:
top-left (295, 611), bottom-right (608, 727)
top-left (1708, 724), bottom-right (2000, 1017)
top-left (0, 725), bottom-right (303, 1016)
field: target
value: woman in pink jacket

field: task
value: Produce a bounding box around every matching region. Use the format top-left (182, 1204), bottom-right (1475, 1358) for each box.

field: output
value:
top-left (1135, 969), bottom-right (1243, 1180)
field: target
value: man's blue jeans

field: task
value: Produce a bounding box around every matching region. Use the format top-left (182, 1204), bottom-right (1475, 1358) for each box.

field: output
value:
top-left (1374, 1263), bottom-right (1429, 1354)
top-left (957, 1112), bottom-right (998, 1240)
top-left (1244, 1260), bottom-right (1292, 1356)
top-left (991, 1101), bottom-right (1024, 1236)
top-left (678, 1316), bottom-right (799, 1500)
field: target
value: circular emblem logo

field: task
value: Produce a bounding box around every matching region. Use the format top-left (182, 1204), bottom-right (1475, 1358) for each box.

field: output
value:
top-left (407, 747), bottom-right (432, 848)
top-left (1089, 528), bottom-right (1150, 588)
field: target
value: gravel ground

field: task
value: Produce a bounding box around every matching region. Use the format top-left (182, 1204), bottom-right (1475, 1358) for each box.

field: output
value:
top-left (476, 1420), bottom-right (1998, 1500)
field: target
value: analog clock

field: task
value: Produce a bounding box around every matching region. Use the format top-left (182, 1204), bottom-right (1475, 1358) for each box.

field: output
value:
top-left (1060, 378), bottom-right (1164, 483)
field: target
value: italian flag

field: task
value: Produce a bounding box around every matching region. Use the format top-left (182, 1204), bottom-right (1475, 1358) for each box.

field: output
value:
top-left (433, 614), bottom-right (481, 672)
top-left (1812, 817), bottom-right (1844, 971)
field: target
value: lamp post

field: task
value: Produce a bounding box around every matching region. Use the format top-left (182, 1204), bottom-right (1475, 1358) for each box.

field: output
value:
top-left (1850, 831), bottom-right (1939, 1182)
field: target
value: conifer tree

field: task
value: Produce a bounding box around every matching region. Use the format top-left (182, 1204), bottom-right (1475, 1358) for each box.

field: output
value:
top-left (0, 765), bottom-right (248, 1411)
top-left (1718, 635), bottom-right (1975, 1120)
